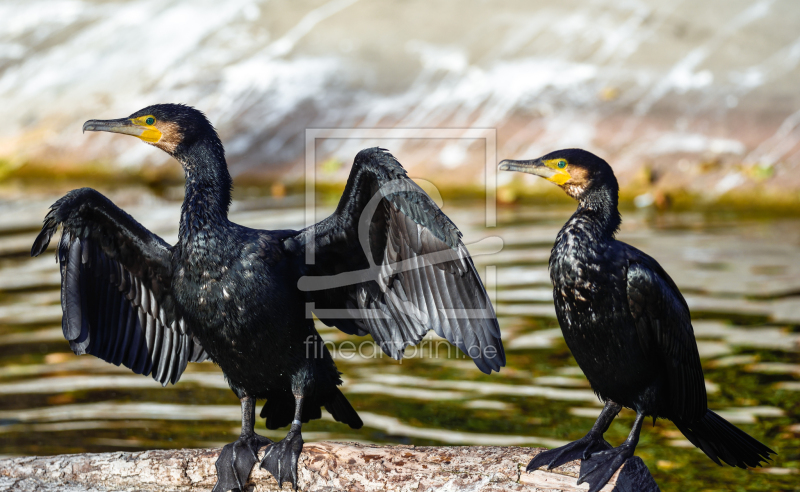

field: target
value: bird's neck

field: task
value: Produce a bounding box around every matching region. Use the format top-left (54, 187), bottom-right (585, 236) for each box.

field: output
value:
top-left (570, 185), bottom-right (621, 240)
top-left (177, 136), bottom-right (233, 241)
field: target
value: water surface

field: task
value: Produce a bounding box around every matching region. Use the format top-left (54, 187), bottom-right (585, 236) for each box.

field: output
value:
top-left (0, 190), bottom-right (798, 491)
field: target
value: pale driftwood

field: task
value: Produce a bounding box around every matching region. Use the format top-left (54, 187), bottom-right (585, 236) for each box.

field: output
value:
top-left (0, 443), bottom-right (657, 492)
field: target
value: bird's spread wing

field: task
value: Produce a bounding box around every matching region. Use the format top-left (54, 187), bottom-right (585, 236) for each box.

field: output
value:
top-left (625, 252), bottom-right (706, 421)
top-left (31, 188), bottom-right (208, 386)
top-left (290, 148), bottom-right (504, 373)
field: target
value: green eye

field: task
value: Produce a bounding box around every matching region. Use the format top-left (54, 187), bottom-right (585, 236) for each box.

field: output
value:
top-left (145, 117), bottom-right (155, 125)
top-left (557, 160), bottom-right (567, 168)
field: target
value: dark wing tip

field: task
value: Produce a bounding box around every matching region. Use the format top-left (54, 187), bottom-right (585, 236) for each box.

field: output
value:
top-left (473, 341), bottom-right (506, 374)
top-left (31, 224), bottom-right (56, 257)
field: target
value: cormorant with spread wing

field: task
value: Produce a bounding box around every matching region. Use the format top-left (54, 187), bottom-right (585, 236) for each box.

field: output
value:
top-left (31, 104), bottom-right (504, 491)
top-left (499, 149), bottom-right (773, 492)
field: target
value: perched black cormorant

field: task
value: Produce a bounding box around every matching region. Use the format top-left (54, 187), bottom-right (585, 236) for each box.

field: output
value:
top-left (499, 149), bottom-right (774, 492)
top-left (31, 104), bottom-right (504, 491)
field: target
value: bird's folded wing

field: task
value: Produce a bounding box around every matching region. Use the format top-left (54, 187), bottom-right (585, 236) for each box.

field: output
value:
top-left (626, 257), bottom-right (706, 421)
top-left (31, 188), bottom-right (208, 386)
top-left (291, 148), bottom-right (504, 374)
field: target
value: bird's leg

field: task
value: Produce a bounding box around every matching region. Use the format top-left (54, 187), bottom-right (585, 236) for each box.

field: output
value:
top-left (261, 395), bottom-right (305, 490)
top-left (577, 411), bottom-right (645, 492)
top-left (527, 400), bottom-right (621, 472)
top-left (212, 396), bottom-right (273, 492)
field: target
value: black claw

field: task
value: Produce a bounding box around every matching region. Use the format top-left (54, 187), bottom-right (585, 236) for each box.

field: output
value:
top-left (527, 433), bottom-right (612, 472)
top-left (261, 431), bottom-right (304, 490)
top-left (213, 434), bottom-right (273, 492)
top-left (577, 443), bottom-right (636, 492)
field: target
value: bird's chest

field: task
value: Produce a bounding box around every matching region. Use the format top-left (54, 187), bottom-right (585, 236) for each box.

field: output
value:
top-left (173, 258), bottom-right (239, 334)
top-left (172, 234), bottom-right (297, 349)
top-left (172, 232), bottom-right (252, 331)
top-left (549, 237), bottom-right (628, 340)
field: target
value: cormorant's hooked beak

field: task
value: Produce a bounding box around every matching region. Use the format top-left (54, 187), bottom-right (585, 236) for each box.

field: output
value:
top-left (83, 118), bottom-right (162, 143)
top-left (498, 158), bottom-right (557, 179)
top-left (83, 118), bottom-right (143, 137)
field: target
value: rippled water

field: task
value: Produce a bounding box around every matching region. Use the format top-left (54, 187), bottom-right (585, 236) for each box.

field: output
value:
top-left (0, 189), bottom-right (798, 491)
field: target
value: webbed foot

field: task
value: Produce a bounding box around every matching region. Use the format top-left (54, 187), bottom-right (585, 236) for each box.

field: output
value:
top-left (611, 456), bottom-right (660, 492)
top-left (527, 433), bottom-right (612, 472)
top-left (212, 433), bottom-right (273, 492)
top-left (577, 441), bottom-right (637, 492)
top-left (260, 429), bottom-right (304, 490)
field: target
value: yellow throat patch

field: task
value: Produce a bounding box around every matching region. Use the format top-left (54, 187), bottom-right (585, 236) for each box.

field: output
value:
top-left (130, 115), bottom-right (162, 143)
top-left (542, 158), bottom-right (571, 185)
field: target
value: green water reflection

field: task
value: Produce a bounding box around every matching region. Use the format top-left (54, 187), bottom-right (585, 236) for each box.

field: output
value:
top-left (0, 192), bottom-right (798, 491)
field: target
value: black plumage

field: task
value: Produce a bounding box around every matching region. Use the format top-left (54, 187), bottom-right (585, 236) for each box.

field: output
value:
top-left (499, 149), bottom-right (774, 492)
top-left (31, 104), bottom-right (504, 491)
top-left (32, 190), bottom-right (209, 385)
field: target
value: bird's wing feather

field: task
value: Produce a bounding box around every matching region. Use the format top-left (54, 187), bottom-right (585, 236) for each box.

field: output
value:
top-left (625, 251), bottom-right (706, 421)
top-left (31, 188), bottom-right (208, 386)
top-left (290, 148), bottom-right (504, 373)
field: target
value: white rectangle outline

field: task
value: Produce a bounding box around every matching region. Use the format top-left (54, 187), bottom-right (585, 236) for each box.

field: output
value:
top-left (304, 127), bottom-right (497, 265)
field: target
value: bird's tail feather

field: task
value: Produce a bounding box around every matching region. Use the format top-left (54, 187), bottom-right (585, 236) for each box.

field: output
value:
top-left (325, 387), bottom-right (363, 429)
top-left (674, 410), bottom-right (774, 468)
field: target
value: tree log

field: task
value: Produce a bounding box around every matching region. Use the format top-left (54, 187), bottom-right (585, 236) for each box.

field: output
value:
top-left (0, 443), bottom-right (658, 491)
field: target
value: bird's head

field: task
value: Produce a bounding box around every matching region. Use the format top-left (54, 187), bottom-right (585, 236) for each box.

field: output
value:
top-left (499, 148), bottom-right (617, 201)
top-left (82, 103), bottom-right (220, 159)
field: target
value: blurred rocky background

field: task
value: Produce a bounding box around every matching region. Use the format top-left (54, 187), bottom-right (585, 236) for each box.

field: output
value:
top-left (0, 0), bottom-right (799, 203)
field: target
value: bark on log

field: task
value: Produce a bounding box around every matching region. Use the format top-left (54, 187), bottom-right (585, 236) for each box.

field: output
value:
top-left (0, 443), bottom-right (658, 492)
